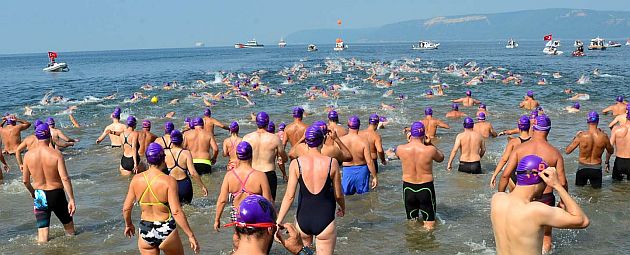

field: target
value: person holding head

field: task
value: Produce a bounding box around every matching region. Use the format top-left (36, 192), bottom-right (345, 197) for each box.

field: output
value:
top-left (445, 103), bottom-right (466, 118)
top-left (183, 117), bottom-right (219, 175)
top-left (473, 112), bottom-right (498, 138)
top-left (565, 112), bottom-right (613, 189)
top-left (122, 143), bottom-right (200, 254)
top-left (421, 107), bottom-right (450, 139)
top-left (447, 117), bottom-right (485, 174)
top-left (22, 123), bottom-right (76, 243)
top-left (359, 114), bottom-right (386, 173)
top-left (215, 141), bottom-right (272, 230)
top-left (610, 110), bottom-right (630, 181)
top-left (138, 120), bottom-right (158, 162)
top-left (490, 116), bottom-right (532, 191)
top-left (395, 122), bottom-right (444, 230)
top-left (0, 114), bottom-right (31, 154)
top-left (451, 90), bottom-right (480, 107)
top-left (45, 117), bottom-right (78, 149)
top-left (520, 90), bottom-right (540, 110)
top-left (339, 116), bottom-right (377, 195)
top-left (491, 155), bottom-right (589, 255)
top-left (222, 122), bottom-right (243, 172)
top-left (277, 125), bottom-right (345, 255)
top-left (327, 110), bottom-right (348, 137)
top-left (243, 112), bottom-right (288, 200)
top-left (96, 107), bottom-right (126, 147)
top-left (283, 107), bottom-right (308, 148)
top-left (156, 121), bottom-right (175, 150)
top-left (602, 95), bottom-right (627, 116)
top-left (165, 130), bottom-right (208, 203)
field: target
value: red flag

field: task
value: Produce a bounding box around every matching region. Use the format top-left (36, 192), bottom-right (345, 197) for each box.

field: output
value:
top-left (543, 34), bottom-right (552, 41)
top-left (48, 51), bottom-right (58, 59)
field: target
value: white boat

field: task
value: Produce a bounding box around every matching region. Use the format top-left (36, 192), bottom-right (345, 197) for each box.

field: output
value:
top-left (572, 40), bottom-right (585, 57)
top-left (278, 38), bottom-right (287, 48)
top-left (626, 39), bottom-right (630, 46)
top-left (506, 39), bottom-right (518, 49)
top-left (588, 37), bottom-right (606, 50)
top-left (43, 51), bottom-right (69, 72)
top-left (194, 42), bottom-right (204, 47)
top-left (234, 39), bottom-right (264, 49)
top-left (412, 41), bottom-right (440, 50)
top-left (607, 41), bottom-right (622, 48)
top-left (307, 44), bottom-right (318, 52)
top-left (334, 38), bottom-right (347, 51)
top-left (543, 40), bottom-right (563, 55)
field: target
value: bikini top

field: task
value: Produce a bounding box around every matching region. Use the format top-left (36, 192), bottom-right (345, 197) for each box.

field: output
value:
top-left (166, 149), bottom-right (189, 175)
top-left (139, 172), bottom-right (172, 221)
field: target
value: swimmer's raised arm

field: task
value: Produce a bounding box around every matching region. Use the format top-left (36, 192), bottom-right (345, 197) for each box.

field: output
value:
top-left (538, 167), bottom-right (589, 229)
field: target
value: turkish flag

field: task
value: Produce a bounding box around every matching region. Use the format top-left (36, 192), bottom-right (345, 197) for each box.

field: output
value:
top-left (48, 51), bottom-right (58, 59)
top-left (543, 34), bottom-right (552, 41)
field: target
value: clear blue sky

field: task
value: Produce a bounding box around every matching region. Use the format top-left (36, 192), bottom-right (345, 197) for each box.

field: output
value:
top-left (2, 0), bottom-right (629, 53)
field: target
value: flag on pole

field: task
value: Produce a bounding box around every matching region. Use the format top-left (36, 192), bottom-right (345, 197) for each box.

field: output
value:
top-left (48, 51), bottom-right (58, 59)
top-left (543, 34), bottom-right (552, 41)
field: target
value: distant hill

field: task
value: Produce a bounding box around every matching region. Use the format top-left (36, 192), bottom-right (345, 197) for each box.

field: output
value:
top-left (287, 9), bottom-right (630, 43)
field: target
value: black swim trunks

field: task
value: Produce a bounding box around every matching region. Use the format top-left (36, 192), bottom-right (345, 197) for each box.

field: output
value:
top-left (121, 155), bottom-right (139, 171)
top-left (193, 159), bottom-right (212, 175)
top-left (33, 189), bottom-right (73, 228)
top-left (403, 181), bottom-right (436, 221)
top-left (265, 171), bottom-right (278, 200)
top-left (613, 157), bottom-right (630, 181)
top-left (576, 163), bottom-right (602, 189)
top-left (458, 161), bottom-right (482, 174)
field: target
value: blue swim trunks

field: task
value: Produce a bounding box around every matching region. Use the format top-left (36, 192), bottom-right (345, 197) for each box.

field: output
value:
top-left (342, 165), bottom-right (370, 195)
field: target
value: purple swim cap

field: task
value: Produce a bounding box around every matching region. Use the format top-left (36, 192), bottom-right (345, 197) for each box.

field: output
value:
top-left (35, 123), bottom-right (51, 140)
top-left (410, 122), bottom-right (425, 138)
top-left (425, 107), bottom-right (433, 116)
top-left (204, 108), bottom-right (212, 117)
top-left (369, 114), bottom-right (380, 125)
top-left (466, 90), bottom-right (472, 97)
top-left (530, 110), bottom-right (539, 119)
top-left (380, 116), bottom-right (387, 122)
top-left (127, 116), bottom-right (137, 127)
top-left (256, 112), bottom-right (269, 128)
top-left (46, 117), bottom-right (55, 127)
top-left (236, 141), bottom-right (253, 160)
top-left (587, 111), bottom-right (599, 124)
top-left (463, 117), bottom-right (474, 129)
top-left (170, 130), bottom-right (183, 145)
top-left (573, 102), bottom-right (580, 110)
top-left (229, 121), bottom-right (239, 133)
top-left (279, 122), bottom-right (286, 131)
top-left (452, 103), bottom-right (459, 111)
top-left (533, 115), bottom-right (551, 132)
top-left (112, 107), bottom-right (121, 119)
top-left (477, 112), bottom-right (486, 121)
top-left (527, 90), bottom-right (534, 97)
top-left (516, 155), bottom-right (547, 186)
top-left (5, 118), bottom-right (16, 125)
top-left (479, 103), bottom-right (486, 109)
top-left (426, 90), bottom-right (433, 96)
top-left (164, 121), bottom-right (175, 135)
top-left (267, 121), bottom-right (276, 133)
top-left (348, 115), bottom-right (360, 130)
top-left (328, 110), bottom-right (339, 122)
top-left (145, 143), bottom-right (165, 165)
top-left (192, 117), bottom-right (204, 127)
top-left (616, 95), bottom-right (624, 103)
top-left (142, 120), bottom-right (151, 129)
top-left (33, 119), bottom-right (43, 128)
top-left (234, 194), bottom-right (276, 227)
top-left (305, 125), bottom-right (325, 148)
top-left (292, 107), bottom-right (304, 119)
top-left (518, 115), bottom-right (530, 131)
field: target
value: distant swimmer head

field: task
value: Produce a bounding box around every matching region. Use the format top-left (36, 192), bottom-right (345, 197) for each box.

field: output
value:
top-left (477, 112), bottom-right (486, 121)
top-left (573, 102), bottom-right (581, 110)
top-left (527, 90), bottom-right (534, 98)
top-left (126, 116), bottom-right (137, 128)
top-left (463, 117), bottom-right (474, 129)
top-left (305, 125), bottom-right (325, 148)
top-left (204, 108), bottom-right (212, 117)
top-left (465, 90), bottom-right (472, 97)
top-left (192, 117), bottom-right (204, 128)
top-left (425, 107), bottom-right (433, 116)
top-left (236, 141), bottom-right (253, 160)
top-left (229, 121), bottom-right (239, 133)
top-left (112, 107), bottom-right (122, 119)
top-left (479, 103), bottom-right (486, 109)
top-left (518, 115), bottom-right (531, 131)
top-left (267, 121), bottom-right (276, 133)
top-left (35, 123), bottom-right (51, 140)
top-left (145, 143), bottom-right (165, 165)
top-left (587, 111), bottom-right (599, 124)
top-left (164, 121), bottom-right (175, 135)
top-left (279, 122), bottom-right (286, 131)
top-left (380, 116), bottom-right (388, 122)
top-left (452, 103), bottom-right (459, 111)
top-left (533, 115), bottom-right (551, 132)
top-left (328, 110), bottom-right (339, 122)
top-left (348, 115), bottom-right (360, 130)
top-left (46, 117), bottom-right (55, 127)
top-left (256, 112), bottom-right (270, 128)
top-left (616, 95), bottom-right (624, 103)
top-left (410, 121), bottom-right (426, 138)
top-left (516, 155), bottom-right (547, 186)
top-left (426, 90), bottom-right (433, 96)
top-left (170, 130), bottom-right (183, 145)
top-left (292, 106), bottom-right (304, 119)
top-left (142, 120), bottom-right (151, 129)
top-left (369, 114), bottom-right (380, 125)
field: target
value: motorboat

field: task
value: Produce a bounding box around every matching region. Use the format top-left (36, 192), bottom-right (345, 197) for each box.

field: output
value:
top-left (626, 39), bottom-right (630, 46)
top-left (194, 42), bottom-right (204, 47)
top-left (588, 37), bottom-right (606, 50)
top-left (505, 38), bottom-right (518, 49)
top-left (43, 51), bottom-right (69, 72)
top-left (412, 41), bottom-right (440, 50)
top-left (334, 38), bottom-right (347, 51)
top-left (278, 38), bottom-right (287, 48)
top-left (307, 44), bottom-right (318, 52)
top-left (234, 39), bottom-right (264, 48)
top-left (543, 40), bottom-right (563, 55)
top-left (572, 40), bottom-right (585, 57)
top-left (607, 41), bottom-right (622, 48)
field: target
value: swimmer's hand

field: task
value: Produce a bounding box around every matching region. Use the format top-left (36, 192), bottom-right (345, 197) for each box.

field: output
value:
top-left (213, 220), bottom-right (221, 232)
top-left (275, 223), bottom-right (304, 255)
top-left (371, 176), bottom-right (378, 189)
top-left (95, 139), bottom-right (101, 144)
top-left (336, 207), bottom-right (345, 217)
top-left (68, 199), bottom-right (76, 217)
top-left (490, 173), bottom-right (498, 188)
top-left (210, 158), bottom-right (217, 165)
top-left (605, 162), bottom-right (610, 173)
top-left (188, 235), bottom-right (200, 254)
top-left (124, 224), bottom-right (136, 238)
top-left (2, 164), bottom-right (9, 173)
top-left (447, 163), bottom-right (453, 172)
top-left (540, 167), bottom-right (561, 189)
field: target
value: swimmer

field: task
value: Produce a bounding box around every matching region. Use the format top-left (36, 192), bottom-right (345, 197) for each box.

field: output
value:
top-left (339, 116), bottom-right (378, 195)
top-left (381, 102), bottom-right (396, 110)
top-left (202, 108), bottom-right (229, 137)
top-left (359, 114), bottom-right (387, 173)
top-left (138, 120), bottom-right (158, 166)
top-left (14, 120), bottom-right (45, 173)
top-left (155, 122), bottom-right (175, 150)
top-left (96, 107), bottom-right (126, 148)
top-left (283, 107), bottom-right (308, 148)
top-left (451, 90), bottom-right (480, 107)
top-left (568, 93), bottom-right (590, 101)
top-left (327, 110), bottom-right (348, 137)
top-left (24, 106), bottom-right (33, 116)
top-left (476, 103), bottom-right (489, 117)
top-left (116, 116), bottom-right (140, 175)
top-left (473, 113), bottom-right (498, 138)
top-left (565, 112), bottom-right (613, 189)
top-left (519, 91), bottom-right (540, 111)
top-left (222, 122), bottom-right (243, 172)
top-left (610, 110), bottom-right (630, 181)
top-left (421, 107), bottom-right (450, 138)
top-left (608, 104), bottom-right (630, 129)
top-left (68, 114), bottom-right (80, 128)
top-left (169, 99), bottom-right (179, 105)
top-left (183, 117), bottom-right (218, 175)
top-left (602, 96), bottom-right (627, 116)
top-left (46, 118), bottom-right (78, 149)
top-left (490, 116), bottom-right (531, 191)
top-left (0, 115), bottom-right (31, 154)
top-left (445, 103), bottom-right (466, 118)
top-left (491, 156), bottom-right (589, 255)
top-left (565, 102), bottom-right (581, 113)
top-left (164, 111), bottom-right (176, 119)
top-left (447, 117), bottom-right (485, 174)
top-left (165, 130), bottom-right (208, 204)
